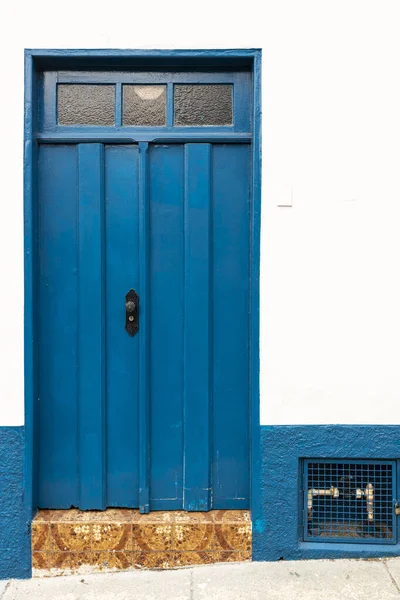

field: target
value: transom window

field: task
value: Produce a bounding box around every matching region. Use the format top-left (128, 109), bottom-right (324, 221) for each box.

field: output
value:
top-left (41, 71), bottom-right (251, 133)
top-left (57, 83), bottom-right (233, 127)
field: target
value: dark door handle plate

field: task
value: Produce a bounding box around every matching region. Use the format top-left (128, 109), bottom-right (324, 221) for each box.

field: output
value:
top-left (125, 289), bottom-right (139, 337)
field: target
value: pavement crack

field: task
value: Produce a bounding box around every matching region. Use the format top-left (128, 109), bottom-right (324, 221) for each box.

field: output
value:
top-left (0, 581), bottom-right (11, 600)
top-left (383, 560), bottom-right (400, 595)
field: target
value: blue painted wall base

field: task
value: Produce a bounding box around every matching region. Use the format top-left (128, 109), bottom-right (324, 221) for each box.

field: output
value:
top-left (0, 427), bottom-right (30, 579)
top-left (2, 422), bottom-right (400, 576)
top-left (253, 425), bottom-right (400, 561)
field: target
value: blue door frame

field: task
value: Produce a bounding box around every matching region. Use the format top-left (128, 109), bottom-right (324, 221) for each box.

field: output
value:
top-left (24, 49), bottom-right (262, 524)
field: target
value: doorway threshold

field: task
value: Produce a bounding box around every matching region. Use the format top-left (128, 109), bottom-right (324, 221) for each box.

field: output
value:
top-left (32, 509), bottom-right (251, 577)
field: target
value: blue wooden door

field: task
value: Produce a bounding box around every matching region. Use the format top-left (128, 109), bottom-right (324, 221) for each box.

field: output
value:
top-left (38, 139), bottom-right (250, 512)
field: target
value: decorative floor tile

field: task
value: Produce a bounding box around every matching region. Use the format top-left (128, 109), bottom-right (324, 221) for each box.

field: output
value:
top-left (133, 512), bottom-right (174, 523)
top-left (214, 523), bottom-right (252, 552)
top-left (173, 524), bottom-right (215, 551)
top-left (32, 552), bottom-right (54, 570)
top-left (32, 509), bottom-right (251, 576)
top-left (173, 551), bottom-right (216, 566)
top-left (51, 523), bottom-right (91, 552)
top-left (92, 551), bottom-right (132, 570)
top-left (92, 523), bottom-right (132, 551)
top-left (52, 551), bottom-right (93, 570)
top-left (132, 523), bottom-right (173, 551)
top-left (49, 509), bottom-right (135, 522)
top-left (48, 509), bottom-right (86, 522)
top-left (32, 522), bottom-right (52, 551)
top-left (173, 511), bottom-right (214, 523)
top-left (213, 510), bottom-right (251, 523)
top-left (33, 510), bottom-right (55, 523)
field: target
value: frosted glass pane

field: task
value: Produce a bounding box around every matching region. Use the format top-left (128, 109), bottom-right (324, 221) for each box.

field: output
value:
top-left (57, 84), bottom-right (115, 126)
top-left (123, 85), bottom-right (166, 126)
top-left (174, 85), bottom-right (233, 126)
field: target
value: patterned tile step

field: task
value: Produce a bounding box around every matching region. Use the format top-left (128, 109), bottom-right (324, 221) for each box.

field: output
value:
top-left (32, 509), bottom-right (251, 577)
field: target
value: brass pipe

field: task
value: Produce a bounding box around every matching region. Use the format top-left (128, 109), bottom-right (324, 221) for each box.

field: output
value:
top-left (356, 484), bottom-right (374, 521)
top-left (308, 487), bottom-right (339, 519)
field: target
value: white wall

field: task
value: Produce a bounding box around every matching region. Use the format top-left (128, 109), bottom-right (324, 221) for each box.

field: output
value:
top-left (1, 0), bottom-right (400, 426)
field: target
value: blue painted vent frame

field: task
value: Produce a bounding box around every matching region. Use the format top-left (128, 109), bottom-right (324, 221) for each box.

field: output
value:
top-left (302, 459), bottom-right (397, 545)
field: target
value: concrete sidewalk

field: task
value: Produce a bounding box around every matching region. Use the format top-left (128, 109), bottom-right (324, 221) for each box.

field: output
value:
top-left (1, 558), bottom-right (400, 600)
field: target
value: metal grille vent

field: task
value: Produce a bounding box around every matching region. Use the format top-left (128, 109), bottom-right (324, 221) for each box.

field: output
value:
top-left (303, 460), bottom-right (396, 544)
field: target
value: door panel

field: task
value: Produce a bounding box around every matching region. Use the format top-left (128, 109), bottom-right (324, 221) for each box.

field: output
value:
top-left (183, 143), bottom-right (213, 511)
top-left (77, 143), bottom-right (106, 509)
top-left (38, 145), bottom-right (79, 507)
top-left (38, 142), bottom-right (250, 510)
top-left (212, 145), bottom-right (250, 507)
top-left (105, 146), bottom-right (140, 507)
top-left (149, 145), bottom-right (185, 509)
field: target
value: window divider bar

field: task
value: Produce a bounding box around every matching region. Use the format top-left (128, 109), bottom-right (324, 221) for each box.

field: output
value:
top-left (115, 83), bottom-right (123, 127)
top-left (166, 83), bottom-right (174, 127)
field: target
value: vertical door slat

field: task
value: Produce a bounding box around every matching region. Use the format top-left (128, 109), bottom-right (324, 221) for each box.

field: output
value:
top-left (212, 144), bottom-right (250, 507)
top-left (38, 145), bottom-right (79, 508)
top-left (77, 143), bottom-right (106, 510)
top-left (105, 145), bottom-right (140, 507)
top-left (183, 143), bottom-right (212, 511)
top-left (148, 144), bottom-right (185, 509)
top-left (138, 141), bottom-right (150, 513)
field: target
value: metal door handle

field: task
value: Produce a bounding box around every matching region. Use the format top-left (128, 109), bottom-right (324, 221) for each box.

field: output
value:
top-left (125, 289), bottom-right (139, 336)
top-left (125, 299), bottom-right (136, 313)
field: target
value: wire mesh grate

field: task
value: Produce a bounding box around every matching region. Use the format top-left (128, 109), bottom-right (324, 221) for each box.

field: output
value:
top-left (303, 460), bottom-right (396, 544)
